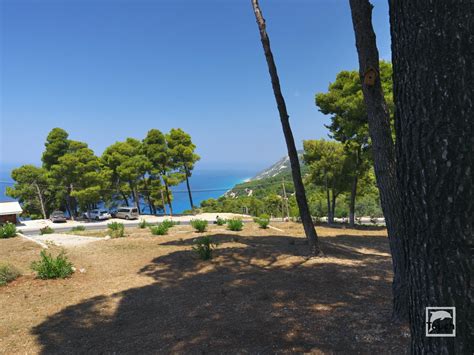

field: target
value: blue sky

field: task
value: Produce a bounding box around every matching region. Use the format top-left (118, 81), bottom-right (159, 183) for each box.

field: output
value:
top-left (0, 0), bottom-right (391, 171)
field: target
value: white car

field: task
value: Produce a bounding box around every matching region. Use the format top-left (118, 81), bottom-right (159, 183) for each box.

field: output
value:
top-left (83, 209), bottom-right (111, 220)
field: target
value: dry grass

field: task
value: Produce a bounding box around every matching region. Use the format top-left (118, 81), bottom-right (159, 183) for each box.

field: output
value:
top-left (0, 222), bottom-right (409, 354)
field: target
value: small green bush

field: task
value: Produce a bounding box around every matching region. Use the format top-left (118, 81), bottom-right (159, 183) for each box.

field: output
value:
top-left (0, 264), bottom-right (21, 286)
top-left (192, 236), bottom-right (218, 260)
top-left (227, 218), bottom-right (243, 231)
top-left (107, 222), bottom-right (125, 238)
top-left (216, 217), bottom-right (226, 226)
top-left (190, 219), bottom-right (208, 233)
top-left (161, 219), bottom-right (177, 229)
top-left (254, 214), bottom-right (270, 229)
top-left (138, 219), bottom-right (149, 229)
top-left (70, 225), bottom-right (86, 232)
top-left (149, 223), bottom-right (169, 236)
top-left (40, 226), bottom-right (54, 235)
top-left (0, 222), bottom-right (17, 238)
top-left (31, 250), bottom-right (74, 279)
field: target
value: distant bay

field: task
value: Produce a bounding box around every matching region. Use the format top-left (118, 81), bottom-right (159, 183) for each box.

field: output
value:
top-left (0, 166), bottom-right (255, 214)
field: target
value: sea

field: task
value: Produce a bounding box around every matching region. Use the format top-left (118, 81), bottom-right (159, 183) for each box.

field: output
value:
top-left (0, 166), bottom-right (256, 215)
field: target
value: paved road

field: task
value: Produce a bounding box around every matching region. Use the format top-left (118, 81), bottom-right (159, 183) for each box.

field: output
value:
top-left (18, 214), bottom-right (385, 237)
top-left (17, 213), bottom-right (252, 236)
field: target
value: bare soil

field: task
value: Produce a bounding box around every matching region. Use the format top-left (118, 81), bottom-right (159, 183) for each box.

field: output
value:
top-left (0, 222), bottom-right (409, 354)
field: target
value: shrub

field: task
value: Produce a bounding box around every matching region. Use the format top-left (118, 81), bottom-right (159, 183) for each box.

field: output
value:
top-left (31, 250), bottom-right (74, 279)
top-left (254, 214), bottom-right (270, 229)
top-left (227, 218), bottom-right (243, 231)
top-left (138, 219), bottom-right (149, 229)
top-left (70, 225), bottom-right (86, 232)
top-left (0, 264), bottom-right (21, 286)
top-left (190, 219), bottom-right (208, 233)
top-left (161, 219), bottom-right (177, 229)
top-left (40, 226), bottom-right (54, 235)
top-left (149, 223), bottom-right (169, 236)
top-left (107, 222), bottom-right (125, 238)
top-left (0, 222), bottom-right (17, 238)
top-left (216, 217), bottom-right (226, 226)
top-left (192, 236), bottom-right (218, 260)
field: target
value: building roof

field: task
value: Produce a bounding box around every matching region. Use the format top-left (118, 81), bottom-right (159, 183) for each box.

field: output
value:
top-left (0, 201), bottom-right (23, 215)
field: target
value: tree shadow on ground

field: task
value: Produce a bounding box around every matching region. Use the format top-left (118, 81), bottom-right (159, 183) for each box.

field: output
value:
top-left (32, 233), bottom-right (409, 354)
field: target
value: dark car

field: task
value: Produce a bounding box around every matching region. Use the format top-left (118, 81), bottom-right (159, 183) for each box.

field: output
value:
top-left (50, 210), bottom-right (67, 223)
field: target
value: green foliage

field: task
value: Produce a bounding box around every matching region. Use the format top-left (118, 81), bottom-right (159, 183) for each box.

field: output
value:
top-left (190, 219), bottom-right (208, 233)
top-left (107, 222), bottom-right (125, 238)
top-left (149, 223), bottom-right (169, 236)
top-left (40, 226), bottom-right (54, 235)
top-left (315, 61), bottom-right (393, 146)
top-left (216, 217), bottom-right (226, 226)
top-left (138, 219), bottom-right (149, 229)
top-left (41, 128), bottom-right (70, 170)
top-left (192, 236), bottom-right (217, 260)
top-left (166, 128), bottom-right (200, 209)
top-left (0, 264), bottom-right (21, 286)
top-left (227, 218), bottom-right (243, 231)
top-left (161, 219), bottom-right (177, 229)
top-left (254, 214), bottom-right (270, 229)
top-left (9, 127), bottom-right (201, 220)
top-left (31, 250), bottom-right (74, 279)
top-left (6, 165), bottom-right (54, 219)
top-left (0, 222), bottom-right (17, 238)
top-left (70, 225), bottom-right (86, 232)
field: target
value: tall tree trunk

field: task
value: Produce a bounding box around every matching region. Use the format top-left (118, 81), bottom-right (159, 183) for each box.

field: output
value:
top-left (349, 175), bottom-right (358, 227)
top-left (164, 183), bottom-right (173, 216)
top-left (349, 0), bottom-right (408, 321)
top-left (129, 183), bottom-right (140, 214)
top-left (142, 176), bottom-right (155, 215)
top-left (68, 184), bottom-right (75, 221)
top-left (325, 173), bottom-right (332, 224)
top-left (160, 189), bottom-right (167, 215)
top-left (184, 167), bottom-right (194, 210)
top-left (331, 191), bottom-right (336, 224)
top-left (120, 191), bottom-right (129, 207)
top-left (64, 198), bottom-right (72, 221)
top-left (349, 149), bottom-right (360, 227)
top-left (33, 182), bottom-right (47, 220)
top-left (251, 0), bottom-right (320, 255)
top-left (390, 1), bottom-right (473, 352)
top-left (146, 195), bottom-right (154, 215)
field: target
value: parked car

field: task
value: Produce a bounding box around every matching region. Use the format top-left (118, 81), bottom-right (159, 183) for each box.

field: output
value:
top-left (115, 207), bottom-right (139, 220)
top-left (50, 210), bottom-right (67, 223)
top-left (83, 209), bottom-right (111, 221)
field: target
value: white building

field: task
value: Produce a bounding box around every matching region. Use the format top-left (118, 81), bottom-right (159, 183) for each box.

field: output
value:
top-left (0, 201), bottom-right (23, 224)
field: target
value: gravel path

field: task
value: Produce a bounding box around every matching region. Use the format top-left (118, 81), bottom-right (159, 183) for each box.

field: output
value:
top-left (25, 233), bottom-right (105, 248)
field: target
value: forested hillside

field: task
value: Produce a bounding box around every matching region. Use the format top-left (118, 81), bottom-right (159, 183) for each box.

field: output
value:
top-left (197, 151), bottom-right (382, 220)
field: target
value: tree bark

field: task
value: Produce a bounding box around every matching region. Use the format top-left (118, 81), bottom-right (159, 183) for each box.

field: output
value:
top-left (349, 0), bottom-right (408, 321)
top-left (349, 148), bottom-right (360, 227)
top-left (325, 173), bottom-right (332, 224)
top-left (120, 191), bottom-right (129, 207)
top-left (330, 191), bottom-right (336, 224)
top-left (184, 167), bottom-right (194, 210)
top-left (160, 189), bottom-right (167, 215)
top-left (68, 184), bottom-right (75, 221)
top-left (129, 184), bottom-right (140, 214)
top-left (33, 182), bottom-right (47, 220)
top-left (349, 174), bottom-right (358, 227)
top-left (251, 0), bottom-right (320, 255)
top-left (389, 1), bottom-right (473, 352)
top-left (164, 183), bottom-right (173, 216)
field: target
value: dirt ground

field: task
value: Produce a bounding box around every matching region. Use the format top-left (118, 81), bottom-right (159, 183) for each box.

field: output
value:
top-left (0, 222), bottom-right (409, 354)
